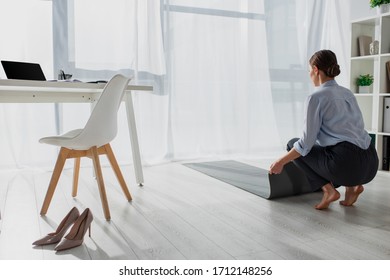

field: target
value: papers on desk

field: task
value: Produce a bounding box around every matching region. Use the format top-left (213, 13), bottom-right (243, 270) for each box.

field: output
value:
top-left (47, 79), bottom-right (107, 84)
top-left (47, 79), bottom-right (82, 83)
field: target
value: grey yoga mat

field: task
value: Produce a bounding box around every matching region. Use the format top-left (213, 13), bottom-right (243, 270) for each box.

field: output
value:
top-left (184, 160), bottom-right (312, 199)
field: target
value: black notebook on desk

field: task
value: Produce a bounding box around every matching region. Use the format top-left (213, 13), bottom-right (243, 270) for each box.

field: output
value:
top-left (1, 60), bottom-right (46, 81)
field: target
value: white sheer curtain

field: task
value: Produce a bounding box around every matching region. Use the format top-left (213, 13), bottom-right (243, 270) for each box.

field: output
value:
top-left (55, 0), bottom-right (168, 165)
top-left (266, 0), bottom-right (351, 146)
top-left (0, 0), bottom-right (55, 169)
top-left (162, 0), bottom-right (280, 161)
top-left (58, 0), bottom-right (280, 165)
top-left (0, 0), bottom-right (352, 169)
top-left (305, 0), bottom-right (350, 85)
top-left (71, 0), bottom-right (165, 75)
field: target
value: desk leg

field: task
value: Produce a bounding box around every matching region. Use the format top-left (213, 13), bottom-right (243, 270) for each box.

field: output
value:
top-left (54, 103), bottom-right (63, 135)
top-left (125, 91), bottom-right (144, 186)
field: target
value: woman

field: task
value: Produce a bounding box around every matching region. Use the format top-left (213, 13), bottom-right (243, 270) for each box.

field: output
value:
top-left (269, 50), bottom-right (378, 210)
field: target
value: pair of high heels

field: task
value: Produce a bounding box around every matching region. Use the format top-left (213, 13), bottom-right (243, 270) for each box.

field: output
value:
top-left (33, 207), bottom-right (93, 251)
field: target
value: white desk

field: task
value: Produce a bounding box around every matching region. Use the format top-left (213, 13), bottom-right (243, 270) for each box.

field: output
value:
top-left (0, 79), bottom-right (152, 185)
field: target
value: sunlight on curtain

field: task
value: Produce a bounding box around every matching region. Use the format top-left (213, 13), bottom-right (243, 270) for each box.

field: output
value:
top-left (0, 0), bottom-right (352, 169)
top-left (265, 0), bottom-right (351, 146)
top-left (0, 0), bottom-right (55, 168)
top-left (71, 0), bottom-right (165, 75)
top-left (57, 0), bottom-right (167, 165)
top-left (264, 0), bottom-right (311, 146)
top-left (163, 0), bottom-right (281, 160)
top-left (59, 0), bottom-right (281, 165)
top-left (0, 0), bottom-right (53, 78)
top-left (305, 0), bottom-right (350, 85)
top-left (169, 0), bottom-right (264, 13)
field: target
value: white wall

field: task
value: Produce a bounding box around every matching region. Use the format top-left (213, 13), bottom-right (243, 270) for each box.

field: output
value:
top-left (351, 0), bottom-right (378, 20)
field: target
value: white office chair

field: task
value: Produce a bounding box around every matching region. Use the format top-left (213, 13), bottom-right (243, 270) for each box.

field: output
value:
top-left (39, 74), bottom-right (133, 220)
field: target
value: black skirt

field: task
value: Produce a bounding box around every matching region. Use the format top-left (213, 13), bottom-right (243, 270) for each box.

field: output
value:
top-left (287, 138), bottom-right (379, 191)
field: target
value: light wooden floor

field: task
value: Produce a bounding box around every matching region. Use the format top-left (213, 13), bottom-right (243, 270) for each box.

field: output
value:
top-left (0, 159), bottom-right (390, 260)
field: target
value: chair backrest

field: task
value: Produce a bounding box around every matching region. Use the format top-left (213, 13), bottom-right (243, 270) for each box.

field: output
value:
top-left (74, 74), bottom-right (131, 149)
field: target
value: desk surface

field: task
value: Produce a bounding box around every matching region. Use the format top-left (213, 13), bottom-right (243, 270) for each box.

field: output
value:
top-left (0, 79), bottom-right (153, 103)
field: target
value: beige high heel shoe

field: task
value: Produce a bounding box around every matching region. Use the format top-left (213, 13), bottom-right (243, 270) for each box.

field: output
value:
top-left (54, 208), bottom-right (93, 251)
top-left (33, 207), bottom-right (80, 246)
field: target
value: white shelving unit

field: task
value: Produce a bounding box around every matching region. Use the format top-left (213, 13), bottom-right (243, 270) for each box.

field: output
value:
top-left (351, 12), bottom-right (390, 170)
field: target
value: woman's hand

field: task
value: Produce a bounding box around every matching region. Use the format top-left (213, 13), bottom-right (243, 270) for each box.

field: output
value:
top-left (269, 160), bottom-right (284, 175)
top-left (269, 147), bottom-right (301, 175)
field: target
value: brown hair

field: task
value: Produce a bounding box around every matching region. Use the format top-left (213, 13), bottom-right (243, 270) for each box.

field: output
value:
top-left (309, 50), bottom-right (340, 78)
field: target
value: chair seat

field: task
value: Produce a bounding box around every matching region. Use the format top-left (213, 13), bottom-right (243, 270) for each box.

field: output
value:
top-left (39, 129), bottom-right (90, 150)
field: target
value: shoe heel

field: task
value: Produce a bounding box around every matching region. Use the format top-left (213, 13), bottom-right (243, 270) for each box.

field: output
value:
top-left (54, 208), bottom-right (93, 251)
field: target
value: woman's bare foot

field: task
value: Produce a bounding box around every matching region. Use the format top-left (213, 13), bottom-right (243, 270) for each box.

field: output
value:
top-left (315, 183), bottom-right (340, 210)
top-left (339, 185), bottom-right (364, 206)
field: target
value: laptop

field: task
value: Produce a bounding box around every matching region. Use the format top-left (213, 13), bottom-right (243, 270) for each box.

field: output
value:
top-left (1, 60), bottom-right (46, 81)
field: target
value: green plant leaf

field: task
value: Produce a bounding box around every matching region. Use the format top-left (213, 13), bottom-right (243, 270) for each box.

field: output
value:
top-left (370, 0), bottom-right (390, 8)
top-left (356, 74), bottom-right (374, 86)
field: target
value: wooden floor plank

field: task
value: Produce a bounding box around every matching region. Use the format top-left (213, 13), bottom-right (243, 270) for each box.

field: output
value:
top-left (0, 171), bottom-right (42, 259)
top-left (0, 160), bottom-right (390, 260)
top-left (75, 167), bottom-right (185, 260)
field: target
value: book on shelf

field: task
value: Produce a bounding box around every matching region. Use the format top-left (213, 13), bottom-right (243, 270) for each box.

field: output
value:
top-left (358, 35), bottom-right (372, 56)
top-left (387, 61), bottom-right (390, 92)
top-left (383, 97), bottom-right (390, 133)
top-left (383, 136), bottom-right (390, 171)
top-left (369, 133), bottom-right (376, 146)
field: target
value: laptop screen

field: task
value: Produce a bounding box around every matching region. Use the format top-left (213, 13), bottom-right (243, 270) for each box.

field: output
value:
top-left (1, 60), bottom-right (46, 81)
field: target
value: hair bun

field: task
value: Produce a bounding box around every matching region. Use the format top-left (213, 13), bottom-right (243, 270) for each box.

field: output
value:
top-left (327, 64), bottom-right (340, 78)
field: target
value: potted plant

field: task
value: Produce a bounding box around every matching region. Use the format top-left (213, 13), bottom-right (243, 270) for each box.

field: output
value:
top-left (370, 0), bottom-right (390, 13)
top-left (356, 74), bottom-right (374, 93)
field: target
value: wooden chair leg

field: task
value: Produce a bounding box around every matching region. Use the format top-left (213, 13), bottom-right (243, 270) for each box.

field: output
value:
top-left (72, 157), bottom-right (81, 197)
top-left (90, 146), bottom-right (111, 221)
top-left (104, 144), bottom-right (132, 201)
top-left (40, 147), bottom-right (70, 215)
